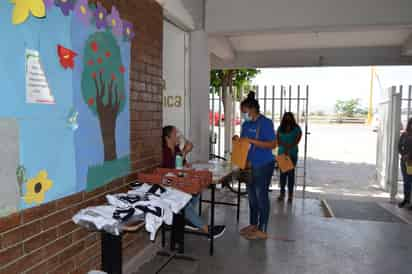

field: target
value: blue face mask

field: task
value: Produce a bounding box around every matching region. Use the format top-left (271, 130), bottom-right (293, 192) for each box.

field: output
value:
top-left (242, 112), bottom-right (252, 122)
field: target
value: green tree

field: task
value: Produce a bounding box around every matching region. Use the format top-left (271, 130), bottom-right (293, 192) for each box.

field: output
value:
top-left (335, 99), bottom-right (362, 117)
top-left (210, 69), bottom-right (260, 105)
top-left (81, 31), bottom-right (126, 161)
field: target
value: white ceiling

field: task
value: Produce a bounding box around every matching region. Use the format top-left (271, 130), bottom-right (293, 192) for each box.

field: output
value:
top-left (227, 28), bottom-right (412, 52)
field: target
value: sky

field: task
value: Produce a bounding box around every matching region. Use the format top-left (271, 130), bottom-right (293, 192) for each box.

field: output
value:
top-left (252, 66), bottom-right (412, 114)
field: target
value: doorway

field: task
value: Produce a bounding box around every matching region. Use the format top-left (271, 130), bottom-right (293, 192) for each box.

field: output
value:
top-left (162, 20), bottom-right (190, 137)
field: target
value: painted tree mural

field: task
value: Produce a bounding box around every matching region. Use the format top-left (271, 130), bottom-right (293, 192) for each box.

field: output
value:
top-left (81, 31), bottom-right (126, 161)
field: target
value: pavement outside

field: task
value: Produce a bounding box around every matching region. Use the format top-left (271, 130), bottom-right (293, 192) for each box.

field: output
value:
top-left (215, 123), bottom-right (397, 201)
top-left (302, 123), bottom-right (388, 202)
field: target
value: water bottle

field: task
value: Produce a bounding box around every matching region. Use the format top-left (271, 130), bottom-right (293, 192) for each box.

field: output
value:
top-left (175, 153), bottom-right (183, 170)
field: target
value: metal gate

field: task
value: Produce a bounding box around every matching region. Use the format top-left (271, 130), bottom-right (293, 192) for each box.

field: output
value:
top-left (209, 85), bottom-right (310, 193)
top-left (376, 86), bottom-right (402, 201)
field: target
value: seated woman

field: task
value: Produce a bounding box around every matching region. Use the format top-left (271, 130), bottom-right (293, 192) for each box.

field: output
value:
top-left (162, 125), bottom-right (226, 239)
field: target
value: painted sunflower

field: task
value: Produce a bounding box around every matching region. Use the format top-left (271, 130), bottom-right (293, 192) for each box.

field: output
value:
top-left (11, 0), bottom-right (46, 25)
top-left (23, 170), bottom-right (53, 205)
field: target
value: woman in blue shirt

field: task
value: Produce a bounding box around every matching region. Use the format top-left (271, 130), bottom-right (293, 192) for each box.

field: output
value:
top-left (277, 112), bottom-right (302, 203)
top-left (234, 92), bottom-right (276, 240)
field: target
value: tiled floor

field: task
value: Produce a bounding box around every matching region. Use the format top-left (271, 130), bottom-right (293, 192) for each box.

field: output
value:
top-left (137, 193), bottom-right (412, 274)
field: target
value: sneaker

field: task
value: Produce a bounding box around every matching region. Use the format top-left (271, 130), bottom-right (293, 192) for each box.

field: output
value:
top-left (240, 225), bottom-right (257, 236)
top-left (185, 221), bottom-right (199, 231)
top-left (208, 225), bottom-right (226, 239)
top-left (398, 200), bottom-right (409, 208)
top-left (245, 229), bottom-right (268, 240)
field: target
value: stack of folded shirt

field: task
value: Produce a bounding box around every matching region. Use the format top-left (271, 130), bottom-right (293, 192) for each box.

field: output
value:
top-left (73, 182), bottom-right (192, 241)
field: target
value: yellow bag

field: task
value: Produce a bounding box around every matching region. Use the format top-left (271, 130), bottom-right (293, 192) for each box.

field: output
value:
top-left (407, 163), bottom-right (412, 175)
top-left (276, 154), bottom-right (295, 173)
top-left (231, 139), bottom-right (250, 170)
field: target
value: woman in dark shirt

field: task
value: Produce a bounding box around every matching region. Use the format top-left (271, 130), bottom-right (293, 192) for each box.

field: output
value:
top-left (162, 126), bottom-right (183, 168)
top-left (277, 112), bottom-right (302, 203)
top-left (398, 118), bottom-right (412, 209)
top-left (162, 126), bottom-right (226, 238)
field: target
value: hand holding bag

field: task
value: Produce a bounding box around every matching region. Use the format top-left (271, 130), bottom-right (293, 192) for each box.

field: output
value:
top-left (276, 154), bottom-right (295, 173)
top-left (407, 160), bottom-right (412, 175)
top-left (231, 139), bottom-right (250, 169)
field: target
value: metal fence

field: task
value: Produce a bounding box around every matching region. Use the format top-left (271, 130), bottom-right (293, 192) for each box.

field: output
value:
top-left (376, 85), bottom-right (412, 201)
top-left (209, 85), bottom-right (310, 192)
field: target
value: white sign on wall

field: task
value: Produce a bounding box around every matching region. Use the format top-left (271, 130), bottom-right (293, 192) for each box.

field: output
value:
top-left (25, 49), bottom-right (55, 104)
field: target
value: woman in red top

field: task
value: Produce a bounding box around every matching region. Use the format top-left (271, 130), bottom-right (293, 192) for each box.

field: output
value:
top-left (162, 126), bottom-right (225, 239)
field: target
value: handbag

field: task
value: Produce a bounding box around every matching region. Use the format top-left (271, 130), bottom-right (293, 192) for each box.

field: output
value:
top-left (407, 161), bottom-right (412, 175)
top-left (276, 154), bottom-right (295, 173)
top-left (231, 139), bottom-right (250, 169)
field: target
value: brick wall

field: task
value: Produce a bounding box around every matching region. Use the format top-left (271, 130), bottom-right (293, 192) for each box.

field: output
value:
top-left (0, 0), bottom-right (163, 273)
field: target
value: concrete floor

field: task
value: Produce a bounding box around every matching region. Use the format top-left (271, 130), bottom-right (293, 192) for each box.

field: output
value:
top-left (146, 193), bottom-right (412, 274)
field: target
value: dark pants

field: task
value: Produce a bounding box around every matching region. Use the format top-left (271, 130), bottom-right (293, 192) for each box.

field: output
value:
top-left (249, 161), bottom-right (275, 232)
top-left (280, 155), bottom-right (298, 196)
top-left (401, 159), bottom-right (412, 202)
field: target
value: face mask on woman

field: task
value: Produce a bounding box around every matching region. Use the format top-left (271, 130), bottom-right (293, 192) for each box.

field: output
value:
top-left (242, 112), bottom-right (252, 122)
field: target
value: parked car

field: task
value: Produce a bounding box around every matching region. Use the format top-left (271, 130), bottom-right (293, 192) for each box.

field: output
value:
top-left (209, 111), bottom-right (241, 126)
top-left (209, 111), bottom-right (222, 126)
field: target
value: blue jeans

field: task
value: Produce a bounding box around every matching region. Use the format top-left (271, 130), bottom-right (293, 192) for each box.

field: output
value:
top-left (249, 161), bottom-right (275, 232)
top-left (184, 194), bottom-right (205, 228)
top-left (401, 160), bottom-right (412, 202)
top-left (280, 155), bottom-right (298, 196)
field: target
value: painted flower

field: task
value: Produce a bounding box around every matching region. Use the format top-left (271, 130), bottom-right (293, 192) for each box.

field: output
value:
top-left (43, 0), bottom-right (54, 10)
top-left (55, 0), bottom-right (75, 16)
top-left (23, 170), bottom-right (53, 205)
top-left (88, 98), bottom-right (95, 106)
top-left (90, 41), bottom-right (99, 52)
top-left (106, 6), bottom-right (123, 37)
top-left (119, 65), bottom-right (125, 74)
top-left (94, 2), bottom-right (108, 29)
top-left (11, 0), bottom-right (46, 25)
top-left (122, 20), bottom-right (135, 41)
top-left (74, 0), bottom-right (92, 25)
top-left (105, 51), bottom-right (111, 58)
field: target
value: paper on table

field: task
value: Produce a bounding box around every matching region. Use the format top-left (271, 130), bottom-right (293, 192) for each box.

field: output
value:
top-left (26, 49), bottom-right (55, 104)
top-left (192, 163), bottom-right (214, 171)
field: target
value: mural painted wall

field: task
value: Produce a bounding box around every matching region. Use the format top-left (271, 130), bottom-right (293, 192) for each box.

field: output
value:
top-left (0, 0), bottom-right (134, 217)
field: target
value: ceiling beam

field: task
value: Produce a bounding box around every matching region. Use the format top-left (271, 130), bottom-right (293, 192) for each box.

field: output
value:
top-left (210, 46), bottom-right (412, 69)
top-left (208, 36), bottom-right (236, 61)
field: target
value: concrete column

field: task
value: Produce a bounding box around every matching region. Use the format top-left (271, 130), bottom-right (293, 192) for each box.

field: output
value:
top-left (189, 30), bottom-right (210, 162)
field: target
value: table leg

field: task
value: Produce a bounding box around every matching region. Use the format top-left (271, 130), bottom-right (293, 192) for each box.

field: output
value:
top-left (101, 233), bottom-right (122, 274)
top-left (209, 184), bottom-right (215, 256)
top-left (171, 214), bottom-right (176, 251)
top-left (178, 211), bottom-right (185, 254)
top-left (237, 179), bottom-right (241, 222)
top-left (161, 224), bottom-right (166, 248)
top-left (198, 192), bottom-right (203, 216)
top-left (171, 211), bottom-right (185, 254)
